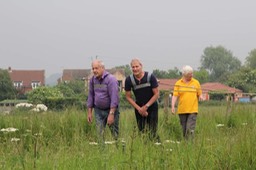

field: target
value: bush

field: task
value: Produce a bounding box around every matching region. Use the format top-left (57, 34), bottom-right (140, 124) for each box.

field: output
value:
top-left (43, 97), bottom-right (85, 111)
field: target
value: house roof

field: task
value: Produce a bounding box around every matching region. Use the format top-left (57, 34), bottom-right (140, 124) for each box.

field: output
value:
top-left (158, 78), bottom-right (179, 91)
top-left (201, 82), bottom-right (242, 93)
top-left (61, 69), bottom-right (91, 81)
top-left (60, 68), bottom-right (125, 82)
top-left (107, 68), bottom-right (125, 76)
top-left (157, 80), bottom-right (243, 94)
top-left (9, 69), bottom-right (45, 87)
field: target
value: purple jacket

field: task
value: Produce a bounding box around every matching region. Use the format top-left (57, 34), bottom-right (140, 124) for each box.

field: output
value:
top-left (87, 71), bottom-right (119, 110)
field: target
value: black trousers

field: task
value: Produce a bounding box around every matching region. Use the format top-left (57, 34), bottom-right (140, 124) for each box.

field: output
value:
top-left (135, 104), bottom-right (158, 140)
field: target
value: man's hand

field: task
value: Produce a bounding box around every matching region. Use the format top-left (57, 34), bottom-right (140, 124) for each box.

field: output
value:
top-left (171, 107), bottom-right (176, 115)
top-left (107, 113), bottom-right (114, 125)
top-left (139, 106), bottom-right (148, 117)
top-left (87, 112), bottom-right (93, 123)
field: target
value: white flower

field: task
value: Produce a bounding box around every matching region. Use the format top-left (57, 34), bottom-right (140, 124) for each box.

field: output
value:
top-left (31, 108), bottom-right (40, 112)
top-left (34, 133), bottom-right (42, 136)
top-left (36, 104), bottom-right (48, 111)
top-left (1, 127), bottom-right (19, 132)
top-left (216, 124), bottom-right (225, 127)
top-left (89, 142), bottom-right (98, 145)
top-left (166, 148), bottom-right (173, 152)
top-left (31, 104), bottom-right (48, 112)
top-left (11, 138), bottom-right (20, 142)
top-left (15, 103), bottom-right (33, 108)
top-left (164, 140), bottom-right (180, 144)
top-left (242, 122), bottom-right (247, 126)
top-left (105, 141), bottom-right (116, 144)
top-left (154, 142), bottom-right (161, 145)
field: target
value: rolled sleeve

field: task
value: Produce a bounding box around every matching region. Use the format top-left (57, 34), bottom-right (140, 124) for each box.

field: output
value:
top-left (87, 78), bottom-right (94, 108)
top-left (108, 77), bottom-right (120, 108)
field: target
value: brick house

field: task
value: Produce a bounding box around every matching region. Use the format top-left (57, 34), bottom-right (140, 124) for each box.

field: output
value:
top-left (58, 68), bottom-right (126, 91)
top-left (158, 78), bottom-right (179, 91)
top-left (8, 67), bottom-right (45, 94)
top-left (201, 82), bottom-right (243, 101)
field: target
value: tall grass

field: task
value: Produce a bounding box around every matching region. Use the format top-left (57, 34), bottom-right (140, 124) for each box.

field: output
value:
top-left (0, 103), bottom-right (255, 169)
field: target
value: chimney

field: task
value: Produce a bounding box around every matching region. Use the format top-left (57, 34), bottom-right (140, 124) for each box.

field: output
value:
top-left (8, 67), bottom-right (12, 72)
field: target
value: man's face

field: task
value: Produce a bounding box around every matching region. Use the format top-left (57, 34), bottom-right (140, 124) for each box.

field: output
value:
top-left (131, 61), bottom-right (142, 76)
top-left (92, 62), bottom-right (104, 78)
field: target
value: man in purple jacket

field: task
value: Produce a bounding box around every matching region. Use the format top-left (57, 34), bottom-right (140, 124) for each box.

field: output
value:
top-left (87, 59), bottom-right (120, 143)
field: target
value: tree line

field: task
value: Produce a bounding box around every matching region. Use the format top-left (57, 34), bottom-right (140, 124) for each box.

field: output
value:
top-left (1, 45), bottom-right (256, 103)
top-left (152, 45), bottom-right (256, 93)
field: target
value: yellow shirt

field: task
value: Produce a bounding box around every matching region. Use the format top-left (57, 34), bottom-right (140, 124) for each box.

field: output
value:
top-left (173, 78), bottom-right (202, 114)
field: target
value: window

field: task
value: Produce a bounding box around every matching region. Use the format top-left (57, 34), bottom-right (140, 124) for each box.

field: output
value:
top-left (31, 81), bottom-right (41, 89)
top-left (13, 81), bottom-right (23, 88)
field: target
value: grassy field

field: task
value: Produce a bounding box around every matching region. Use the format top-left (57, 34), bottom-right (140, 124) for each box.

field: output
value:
top-left (0, 103), bottom-right (256, 170)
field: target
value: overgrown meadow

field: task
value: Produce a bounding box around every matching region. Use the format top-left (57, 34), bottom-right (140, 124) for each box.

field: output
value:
top-left (0, 103), bottom-right (256, 170)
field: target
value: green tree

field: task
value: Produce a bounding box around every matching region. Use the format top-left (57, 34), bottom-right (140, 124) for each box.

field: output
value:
top-left (227, 67), bottom-right (256, 93)
top-left (153, 68), bottom-right (180, 79)
top-left (0, 69), bottom-right (16, 101)
top-left (56, 80), bottom-right (86, 99)
top-left (115, 64), bottom-right (132, 77)
top-left (245, 49), bottom-right (256, 69)
top-left (153, 69), bottom-right (168, 78)
top-left (167, 67), bottom-right (180, 78)
top-left (27, 86), bottom-right (63, 104)
top-left (200, 45), bottom-right (241, 82)
top-left (193, 69), bottom-right (209, 84)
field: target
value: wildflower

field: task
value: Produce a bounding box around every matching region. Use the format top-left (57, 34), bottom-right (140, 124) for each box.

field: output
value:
top-left (31, 108), bottom-right (40, 112)
top-left (166, 148), bottom-right (173, 152)
top-left (164, 140), bottom-right (180, 144)
top-left (89, 142), bottom-right (98, 145)
top-left (242, 122), bottom-right (247, 126)
top-left (0, 127), bottom-right (19, 132)
top-left (216, 124), bottom-right (225, 127)
top-left (31, 104), bottom-right (48, 112)
top-left (121, 138), bottom-right (126, 143)
top-left (105, 141), bottom-right (116, 144)
top-left (34, 133), bottom-right (42, 136)
top-left (26, 129), bottom-right (32, 133)
top-left (11, 138), bottom-right (20, 142)
top-left (154, 142), bottom-right (161, 145)
top-left (36, 104), bottom-right (48, 111)
top-left (15, 103), bottom-right (33, 108)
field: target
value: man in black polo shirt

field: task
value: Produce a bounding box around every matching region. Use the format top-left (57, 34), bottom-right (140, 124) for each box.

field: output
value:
top-left (125, 58), bottom-right (160, 142)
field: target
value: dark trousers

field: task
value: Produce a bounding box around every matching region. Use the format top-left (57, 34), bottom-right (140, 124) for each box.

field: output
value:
top-left (135, 105), bottom-right (159, 141)
top-left (178, 113), bottom-right (197, 140)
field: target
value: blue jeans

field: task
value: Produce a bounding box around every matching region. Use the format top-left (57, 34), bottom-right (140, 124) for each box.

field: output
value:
top-left (94, 107), bottom-right (119, 142)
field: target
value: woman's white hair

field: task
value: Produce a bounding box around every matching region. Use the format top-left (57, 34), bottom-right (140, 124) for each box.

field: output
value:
top-left (182, 65), bottom-right (193, 75)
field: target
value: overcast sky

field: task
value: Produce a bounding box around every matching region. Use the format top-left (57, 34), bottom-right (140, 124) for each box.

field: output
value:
top-left (1, 1), bottom-right (256, 77)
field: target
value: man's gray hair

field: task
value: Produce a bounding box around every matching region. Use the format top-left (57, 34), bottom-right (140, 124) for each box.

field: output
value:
top-left (92, 59), bottom-right (105, 68)
top-left (182, 65), bottom-right (193, 75)
top-left (130, 58), bottom-right (142, 66)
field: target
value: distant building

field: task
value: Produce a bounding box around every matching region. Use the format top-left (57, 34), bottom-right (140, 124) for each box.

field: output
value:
top-left (58, 69), bottom-right (91, 83)
top-left (8, 67), bottom-right (45, 94)
top-left (157, 78), bottom-right (179, 91)
top-left (201, 82), bottom-right (243, 101)
top-left (58, 68), bottom-right (126, 91)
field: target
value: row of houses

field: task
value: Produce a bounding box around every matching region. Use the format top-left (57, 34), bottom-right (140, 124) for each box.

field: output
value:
top-left (6, 67), bottom-right (245, 101)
